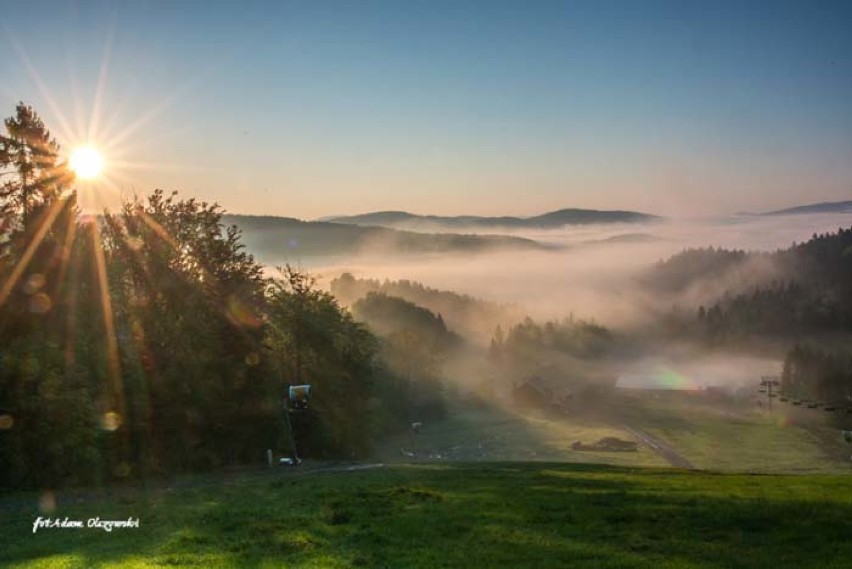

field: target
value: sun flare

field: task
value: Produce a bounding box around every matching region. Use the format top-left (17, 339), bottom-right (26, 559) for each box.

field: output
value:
top-left (69, 146), bottom-right (104, 180)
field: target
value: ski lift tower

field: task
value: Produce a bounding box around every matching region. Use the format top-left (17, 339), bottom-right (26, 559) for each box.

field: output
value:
top-left (759, 376), bottom-right (781, 411)
top-left (282, 384), bottom-right (312, 465)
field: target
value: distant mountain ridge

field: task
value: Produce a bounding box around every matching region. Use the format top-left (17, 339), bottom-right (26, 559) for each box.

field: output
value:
top-left (323, 208), bottom-right (660, 230)
top-left (223, 214), bottom-right (553, 263)
top-left (759, 200), bottom-right (852, 216)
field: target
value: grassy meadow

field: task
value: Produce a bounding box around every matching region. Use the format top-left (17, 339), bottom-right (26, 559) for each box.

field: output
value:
top-left (2, 462), bottom-right (851, 568)
top-left (613, 391), bottom-right (852, 472)
top-left (373, 393), bottom-right (852, 473)
top-left (373, 402), bottom-right (667, 468)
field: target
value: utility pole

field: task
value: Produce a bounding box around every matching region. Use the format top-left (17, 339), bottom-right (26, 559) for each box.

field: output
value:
top-left (759, 376), bottom-right (780, 411)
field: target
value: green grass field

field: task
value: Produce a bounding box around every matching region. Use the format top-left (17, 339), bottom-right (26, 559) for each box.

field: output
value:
top-left (374, 402), bottom-right (667, 468)
top-left (2, 462), bottom-right (851, 568)
top-left (374, 392), bottom-right (851, 473)
top-left (614, 391), bottom-right (852, 472)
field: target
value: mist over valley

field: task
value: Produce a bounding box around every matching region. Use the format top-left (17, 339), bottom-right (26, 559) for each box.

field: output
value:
top-left (225, 204), bottom-right (852, 459)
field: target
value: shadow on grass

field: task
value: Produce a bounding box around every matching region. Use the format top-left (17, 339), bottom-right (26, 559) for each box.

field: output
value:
top-left (374, 395), bottom-right (667, 469)
top-left (2, 462), bottom-right (851, 568)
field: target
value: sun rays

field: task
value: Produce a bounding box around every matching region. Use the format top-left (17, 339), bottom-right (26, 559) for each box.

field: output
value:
top-left (0, 195), bottom-right (69, 306)
top-left (88, 218), bottom-right (125, 423)
top-left (3, 22), bottom-right (203, 215)
top-left (0, 28), bottom-right (211, 439)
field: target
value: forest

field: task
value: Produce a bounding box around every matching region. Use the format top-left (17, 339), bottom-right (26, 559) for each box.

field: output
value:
top-left (0, 104), bottom-right (426, 489)
top-left (652, 231), bottom-right (852, 405)
top-left (2, 102), bottom-right (851, 491)
top-left (330, 272), bottom-right (516, 341)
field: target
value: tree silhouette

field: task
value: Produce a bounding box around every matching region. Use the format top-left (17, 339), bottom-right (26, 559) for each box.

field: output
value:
top-left (0, 103), bottom-right (71, 234)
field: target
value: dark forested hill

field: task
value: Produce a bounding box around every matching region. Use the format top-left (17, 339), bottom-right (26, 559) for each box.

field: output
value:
top-left (761, 200), bottom-right (852, 215)
top-left (646, 247), bottom-right (753, 293)
top-left (324, 208), bottom-right (660, 231)
top-left (330, 273), bottom-right (519, 342)
top-left (659, 228), bottom-right (852, 338)
top-left (649, 228), bottom-right (852, 405)
top-left (223, 215), bottom-right (553, 261)
top-left (351, 292), bottom-right (460, 348)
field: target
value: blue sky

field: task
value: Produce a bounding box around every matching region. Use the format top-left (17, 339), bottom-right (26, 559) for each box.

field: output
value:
top-left (2, 1), bottom-right (851, 217)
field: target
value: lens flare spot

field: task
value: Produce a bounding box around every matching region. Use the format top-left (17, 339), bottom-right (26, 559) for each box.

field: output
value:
top-left (140, 351), bottom-right (156, 371)
top-left (0, 414), bottom-right (14, 430)
top-left (23, 273), bottom-right (46, 295)
top-left (101, 411), bottom-right (122, 431)
top-left (775, 415), bottom-right (793, 427)
top-left (130, 293), bottom-right (149, 308)
top-left (655, 369), bottom-right (701, 390)
top-left (39, 490), bottom-right (56, 514)
top-left (77, 213), bottom-right (97, 226)
top-left (226, 295), bottom-right (262, 328)
top-left (131, 321), bottom-right (145, 342)
top-left (127, 236), bottom-right (143, 251)
top-left (28, 293), bottom-right (52, 314)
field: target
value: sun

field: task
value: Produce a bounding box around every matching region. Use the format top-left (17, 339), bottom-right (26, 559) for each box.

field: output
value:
top-left (69, 146), bottom-right (104, 180)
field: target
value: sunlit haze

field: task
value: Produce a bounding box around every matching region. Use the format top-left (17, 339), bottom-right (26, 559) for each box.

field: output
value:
top-left (1, 1), bottom-right (850, 218)
top-left (3, 3), bottom-right (852, 564)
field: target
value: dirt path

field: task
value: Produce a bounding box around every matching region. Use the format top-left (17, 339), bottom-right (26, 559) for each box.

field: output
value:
top-left (622, 424), bottom-right (695, 469)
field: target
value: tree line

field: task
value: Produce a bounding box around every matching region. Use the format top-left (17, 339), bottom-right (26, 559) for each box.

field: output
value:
top-left (671, 228), bottom-right (852, 407)
top-left (330, 272), bottom-right (518, 341)
top-left (782, 345), bottom-right (852, 408)
top-left (692, 229), bottom-right (852, 340)
top-left (0, 103), bottom-right (419, 489)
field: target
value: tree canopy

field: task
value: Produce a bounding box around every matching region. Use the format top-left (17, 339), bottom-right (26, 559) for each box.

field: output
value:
top-left (0, 104), bottom-right (419, 489)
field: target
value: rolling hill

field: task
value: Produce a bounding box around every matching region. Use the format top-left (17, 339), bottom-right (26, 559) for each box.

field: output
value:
top-left (760, 200), bottom-right (852, 215)
top-left (223, 214), bottom-right (554, 261)
top-left (324, 208), bottom-right (660, 231)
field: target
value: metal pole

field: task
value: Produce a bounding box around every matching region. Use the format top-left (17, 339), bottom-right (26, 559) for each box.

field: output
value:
top-left (284, 385), bottom-right (299, 463)
top-left (760, 376), bottom-right (780, 412)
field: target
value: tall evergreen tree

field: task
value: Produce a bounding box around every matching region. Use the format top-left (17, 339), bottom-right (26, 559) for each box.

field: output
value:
top-left (0, 102), bottom-right (71, 235)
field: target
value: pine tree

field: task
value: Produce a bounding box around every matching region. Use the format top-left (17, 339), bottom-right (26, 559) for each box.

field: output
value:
top-left (0, 103), bottom-right (72, 235)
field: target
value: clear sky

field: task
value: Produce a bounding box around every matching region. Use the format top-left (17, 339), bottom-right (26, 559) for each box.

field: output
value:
top-left (2, 1), bottom-right (851, 218)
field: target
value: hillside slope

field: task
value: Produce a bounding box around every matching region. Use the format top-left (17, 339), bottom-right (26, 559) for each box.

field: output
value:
top-left (762, 200), bottom-right (852, 215)
top-left (3, 462), bottom-right (850, 568)
top-left (325, 208), bottom-right (660, 231)
top-left (224, 214), bottom-right (553, 261)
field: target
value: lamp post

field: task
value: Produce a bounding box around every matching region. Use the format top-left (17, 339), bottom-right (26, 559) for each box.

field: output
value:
top-left (409, 422), bottom-right (422, 458)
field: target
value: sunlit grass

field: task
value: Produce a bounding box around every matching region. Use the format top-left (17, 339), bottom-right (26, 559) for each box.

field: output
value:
top-left (2, 463), bottom-right (851, 568)
top-left (616, 392), bottom-right (852, 472)
top-left (373, 402), bottom-right (668, 468)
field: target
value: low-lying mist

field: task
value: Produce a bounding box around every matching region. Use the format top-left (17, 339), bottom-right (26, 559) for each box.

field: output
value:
top-left (285, 213), bottom-right (852, 327)
top-left (614, 351), bottom-right (782, 391)
top-left (246, 212), bottom-right (852, 471)
top-left (248, 212), bottom-right (852, 406)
